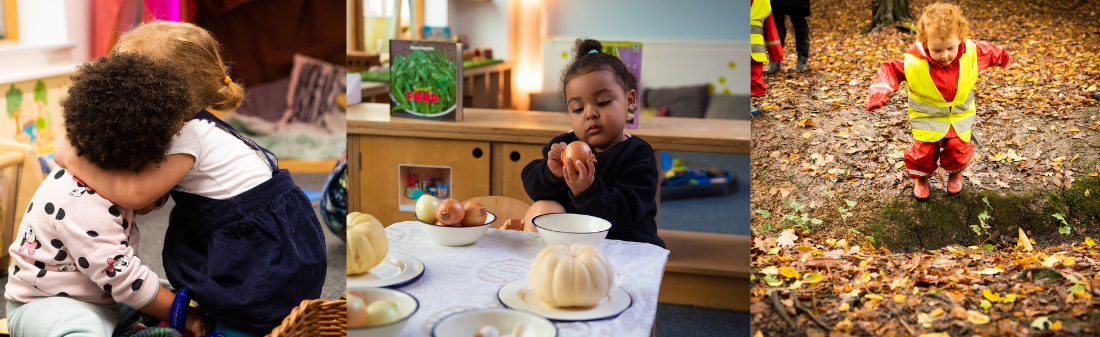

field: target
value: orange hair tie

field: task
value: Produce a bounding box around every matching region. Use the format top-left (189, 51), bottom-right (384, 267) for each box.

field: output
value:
top-left (223, 75), bottom-right (232, 84)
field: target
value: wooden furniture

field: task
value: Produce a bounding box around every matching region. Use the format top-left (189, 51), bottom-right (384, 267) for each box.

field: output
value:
top-left (0, 140), bottom-right (43, 269)
top-left (278, 159), bottom-right (339, 173)
top-left (1, 0), bottom-right (18, 42)
top-left (658, 230), bottom-right (750, 310)
top-left (360, 82), bottom-right (390, 103)
top-left (346, 51), bottom-right (382, 72)
top-left (463, 196), bottom-right (530, 229)
top-left (463, 62), bottom-right (513, 110)
top-left (347, 102), bottom-right (751, 310)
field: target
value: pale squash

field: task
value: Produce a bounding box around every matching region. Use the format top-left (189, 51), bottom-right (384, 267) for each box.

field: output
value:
top-left (347, 212), bottom-right (389, 275)
top-left (529, 244), bottom-right (614, 307)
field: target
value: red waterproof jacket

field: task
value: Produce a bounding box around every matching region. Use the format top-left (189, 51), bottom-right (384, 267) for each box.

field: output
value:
top-left (764, 13), bottom-right (783, 62)
top-left (865, 40), bottom-right (1011, 110)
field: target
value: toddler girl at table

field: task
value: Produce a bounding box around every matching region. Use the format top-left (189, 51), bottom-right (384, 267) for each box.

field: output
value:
top-left (6, 53), bottom-right (212, 337)
top-left (52, 22), bottom-right (327, 336)
top-left (508, 39), bottom-right (665, 248)
top-left (864, 3), bottom-right (1010, 201)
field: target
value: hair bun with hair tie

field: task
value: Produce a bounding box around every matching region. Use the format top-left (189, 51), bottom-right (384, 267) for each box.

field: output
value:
top-left (588, 49), bottom-right (598, 54)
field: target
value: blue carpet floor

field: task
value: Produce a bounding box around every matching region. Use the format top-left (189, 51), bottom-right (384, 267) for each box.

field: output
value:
top-left (654, 151), bottom-right (750, 336)
top-left (656, 304), bottom-right (750, 337)
top-left (658, 151), bottom-right (750, 236)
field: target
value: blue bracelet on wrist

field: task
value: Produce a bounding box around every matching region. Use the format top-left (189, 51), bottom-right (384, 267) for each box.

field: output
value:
top-left (169, 287), bottom-right (190, 330)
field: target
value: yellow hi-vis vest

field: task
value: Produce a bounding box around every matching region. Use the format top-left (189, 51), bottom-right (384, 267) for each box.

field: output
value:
top-left (750, 0), bottom-right (770, 63)
top-left (903, 39), bottom-right (978, 143)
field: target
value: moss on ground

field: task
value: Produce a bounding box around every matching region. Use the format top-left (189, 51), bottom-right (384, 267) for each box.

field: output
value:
top-left (869, 176), bottom-right (1100, 252)
top-left (1066, 176), bottom-right (1100, 221)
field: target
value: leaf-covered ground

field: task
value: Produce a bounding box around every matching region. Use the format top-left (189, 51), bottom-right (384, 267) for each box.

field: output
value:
top-left (750, 0), bottom-right (1100, 244)
top-left (751, 229), bottom-right (1100, 336)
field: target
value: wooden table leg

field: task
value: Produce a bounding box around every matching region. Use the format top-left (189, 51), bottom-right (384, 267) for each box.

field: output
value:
top-left (502, 68), bottom-right (513, 109)
top-left (348, 135), bottom-right (361, 213)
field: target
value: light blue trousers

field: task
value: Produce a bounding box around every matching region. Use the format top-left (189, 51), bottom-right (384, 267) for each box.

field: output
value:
top-left (6, 298), bottom-right (121, 337)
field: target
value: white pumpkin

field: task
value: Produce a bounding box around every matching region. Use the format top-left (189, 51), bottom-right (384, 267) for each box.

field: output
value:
top-left (347, 212), bottom-right (389, 275)
top-left (529, 244), bottom-right (614, 307)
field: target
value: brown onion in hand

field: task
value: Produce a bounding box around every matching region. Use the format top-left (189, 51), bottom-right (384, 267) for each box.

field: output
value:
top-left (461, 201), bottom-right (488, 226)
top-left (560, 141), bottom-right (597, 166)
top-left (436, 199), bottom-right (465, 226)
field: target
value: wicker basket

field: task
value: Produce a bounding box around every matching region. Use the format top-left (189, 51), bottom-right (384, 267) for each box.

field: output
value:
top-left (266, 299), bottom-right (346, 337)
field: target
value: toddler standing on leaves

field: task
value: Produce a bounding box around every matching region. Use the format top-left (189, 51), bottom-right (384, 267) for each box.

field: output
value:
top-left (865, 3), bottom-right (1010, 201)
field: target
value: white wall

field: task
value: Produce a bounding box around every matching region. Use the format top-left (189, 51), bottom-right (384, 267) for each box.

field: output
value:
top-left (448, 0), bottom-right (508, 59)
top-left (542, 37), bottom-right (748, 96)
top-left (424, 0), bottom-right (448, 27)
top-left (0, 0), bottom-right (90, 85)
top-left (64, 0), bottom-right (92, 63)
top-left (539, 0), bottom-right (748, 96)
top-left (16, 0), bottom-right (68, 45)
top-left (544, 0), bottom-right (745, 41)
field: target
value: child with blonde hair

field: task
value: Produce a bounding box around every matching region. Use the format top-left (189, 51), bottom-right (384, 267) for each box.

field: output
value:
top-left (865, 3), bottom-right (1010, 201)
top-left (53, 21), bottom-right (327, 335)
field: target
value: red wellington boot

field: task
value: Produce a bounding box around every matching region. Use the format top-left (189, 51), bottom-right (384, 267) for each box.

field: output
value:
top-left (947, 171), bottom-right (964, 195)
top-left (913, 177), bottom-right (930, 201)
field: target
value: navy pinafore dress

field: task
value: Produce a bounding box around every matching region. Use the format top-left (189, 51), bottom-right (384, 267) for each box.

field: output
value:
top-left (162, 111), bottom-right (327, 334)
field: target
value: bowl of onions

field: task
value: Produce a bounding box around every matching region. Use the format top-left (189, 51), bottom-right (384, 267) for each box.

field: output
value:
top-left (414, 197), bottom-right (496, 246)
top-left (347, 288), bottom-right (420, 337)
top-left (530, 213), bottom-right (612, 247)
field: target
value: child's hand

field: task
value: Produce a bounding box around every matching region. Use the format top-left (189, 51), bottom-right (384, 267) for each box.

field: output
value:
top-left (563, 158), bottom-right (595, 196)
top-left (185, 307), bottom-right (214, 336)
top-left (865, 95), bottom-right (886, 111)
top-left (52, 135), bottom-right (75, 169)
top-left (547, 142), bottom-right (568, 179)
top-left (865, 86), bottom-right (892, 111)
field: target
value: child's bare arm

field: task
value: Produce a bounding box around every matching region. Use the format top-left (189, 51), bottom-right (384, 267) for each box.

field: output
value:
top-left (54, 136), bottom-right (194, 209)
top-left (140, 285), bottom-right (212, 335)
top-left (865, 58), bottom-right (907, 111)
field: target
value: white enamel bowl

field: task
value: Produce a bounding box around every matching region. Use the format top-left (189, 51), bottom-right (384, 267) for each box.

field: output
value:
top-left (415, 212), bottom-right (496, 246)
top-left (348, 288), bottom-right (419, 337)
top-left (531, 213), bottom-right (611, 247)
top-left (431, 308), bottom-right (557, 337)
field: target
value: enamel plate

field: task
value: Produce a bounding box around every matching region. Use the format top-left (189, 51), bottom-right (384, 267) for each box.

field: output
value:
top-left (347, 252), bottom-right (425, 288)
top-left (496, 278), bottom-right (632, 322)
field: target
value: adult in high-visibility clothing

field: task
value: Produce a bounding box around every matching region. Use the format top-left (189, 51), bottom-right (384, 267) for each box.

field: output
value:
top-left (750, 0), bottom-right (783, 116)
top-left (865, 3), bottom-right (1010, 201)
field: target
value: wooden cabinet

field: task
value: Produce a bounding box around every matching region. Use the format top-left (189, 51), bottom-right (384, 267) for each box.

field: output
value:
top-left (357, 135), bottom-right (491, 226)
top-left (497, 143), bottom-right (546, 205)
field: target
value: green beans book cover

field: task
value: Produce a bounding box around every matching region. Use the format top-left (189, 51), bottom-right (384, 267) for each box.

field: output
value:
top-left (388, 39), bottom-right (464, 121)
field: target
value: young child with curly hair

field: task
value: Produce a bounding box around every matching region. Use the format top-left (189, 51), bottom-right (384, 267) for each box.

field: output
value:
top-left (5, 52), bottom-right (212, 337)
top-left (864, 3), bottom-right (1010, 201)
top-left (52, 22), bottom-right (327, 335)
top-left (510, 39), bottom-right (664, 248)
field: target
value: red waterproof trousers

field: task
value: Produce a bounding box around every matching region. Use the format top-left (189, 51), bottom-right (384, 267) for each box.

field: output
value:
top-left (751, 61), bottom-right (765, 95)
top-left (904, 126), bottom-right (973, 178)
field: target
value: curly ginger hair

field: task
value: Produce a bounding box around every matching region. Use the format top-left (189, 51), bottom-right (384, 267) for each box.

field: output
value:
top-left (916, 3), bottom-right (970, 44)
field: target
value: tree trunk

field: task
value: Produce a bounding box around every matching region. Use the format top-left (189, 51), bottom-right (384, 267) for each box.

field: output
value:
top-left (864, 0), bottom-right (915, 34)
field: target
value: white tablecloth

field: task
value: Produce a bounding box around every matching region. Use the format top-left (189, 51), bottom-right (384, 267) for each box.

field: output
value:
top-left (381, 221), bottom-right (670, 337)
